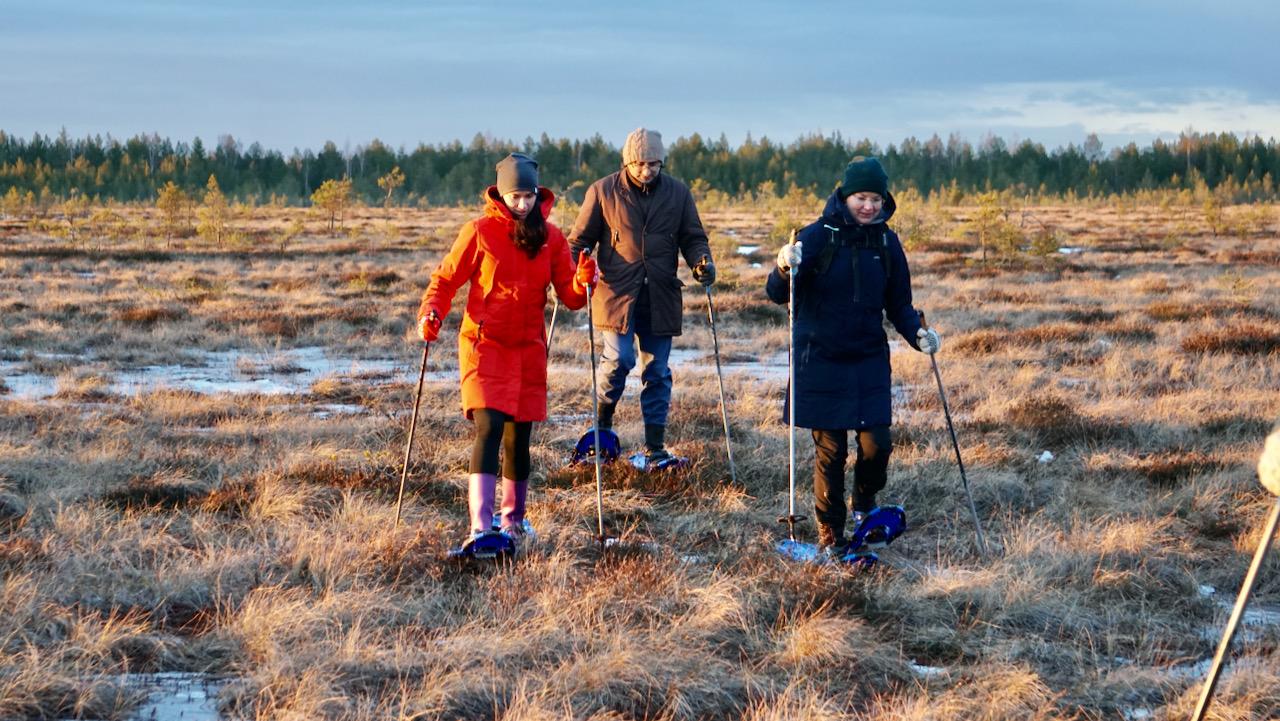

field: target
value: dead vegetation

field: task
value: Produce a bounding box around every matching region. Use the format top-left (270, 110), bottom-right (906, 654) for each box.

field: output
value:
top-left (0, 201), bottom-right (1277, 719)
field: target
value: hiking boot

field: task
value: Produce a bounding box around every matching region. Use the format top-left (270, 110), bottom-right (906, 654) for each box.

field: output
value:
top-left (817, 523), bottom-right (847, 555)
top-left (646, 447), bottom-right (674, 465)
top-left (597, 402), bottom-right (616, 430)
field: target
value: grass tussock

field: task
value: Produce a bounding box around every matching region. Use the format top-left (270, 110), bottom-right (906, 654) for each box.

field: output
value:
top-left (1181, 325), bottom-right (1280, 355)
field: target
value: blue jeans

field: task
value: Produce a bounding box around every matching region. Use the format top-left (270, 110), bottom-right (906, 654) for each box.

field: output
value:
top-left (598, 328), bottom-right (673, 426)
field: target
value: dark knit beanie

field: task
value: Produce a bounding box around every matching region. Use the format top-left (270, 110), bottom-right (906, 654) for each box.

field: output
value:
top-left (839, 156), bottom-right (889, 198)
top-left (496, 153), bottom-right (539, 195)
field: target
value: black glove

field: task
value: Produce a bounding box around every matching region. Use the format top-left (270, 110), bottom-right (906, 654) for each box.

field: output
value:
top-left (692, 258), bottom-right (716, 287)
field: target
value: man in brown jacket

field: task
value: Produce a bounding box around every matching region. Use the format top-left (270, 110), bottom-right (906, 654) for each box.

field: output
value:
top-left (568, 127), bottom-right (715, 464)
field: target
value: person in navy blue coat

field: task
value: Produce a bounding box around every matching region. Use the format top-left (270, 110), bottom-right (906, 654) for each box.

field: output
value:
top-left (766, 156), bottom-right (941, 553)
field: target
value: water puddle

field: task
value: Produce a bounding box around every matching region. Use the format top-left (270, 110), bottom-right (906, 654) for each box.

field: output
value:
top-left (2, 347), bottom-right (424, 401)
top-left (126, 672), bottom-right (225, 721)
top-left (67, 672), bottom-right (226, 721)
top-left (665, 348), bottom-right (789, 383)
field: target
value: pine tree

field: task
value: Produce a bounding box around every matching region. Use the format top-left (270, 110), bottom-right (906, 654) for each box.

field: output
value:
top-left (156, 181), bottom-right (188, 245)
top-left (376, 166), bottom-right (405, 208)
top-left (311, 177), bottom-right (353, 233)
top-left (196, 174), bottom-right (229, 246)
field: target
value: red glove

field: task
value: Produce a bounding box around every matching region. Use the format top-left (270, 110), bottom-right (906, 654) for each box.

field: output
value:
top-left (574, 252), bottom-right (599, 291)
top-left (418, 310), bottom-right (442, 342)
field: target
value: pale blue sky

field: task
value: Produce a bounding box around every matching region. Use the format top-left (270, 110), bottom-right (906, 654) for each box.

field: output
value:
top-left (2, 0), bottom-right (1277, 153)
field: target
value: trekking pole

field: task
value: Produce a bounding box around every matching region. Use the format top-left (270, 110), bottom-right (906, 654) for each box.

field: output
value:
top-left (582, 251), bottom-right (608, 545)
top-left (777, 230), bottom-right (805, 541)
top-left (701, 259), bottom-right (737, 485)
top-left (546, 295), bottom-right (560, 358)
top-left (1192, 426), bottom-right (1280, 721)
top-left (394, 341), bottom-right (431, 526)
top-left (919, 311), bottom-right (988, 556)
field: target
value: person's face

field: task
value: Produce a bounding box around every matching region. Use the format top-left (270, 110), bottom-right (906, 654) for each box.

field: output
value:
top-left (626, 160), bottom-right (663, 185)
top-left (845, 192), bottom-right (884, 224)
top-left (502, 189), bottom-right (539, 218)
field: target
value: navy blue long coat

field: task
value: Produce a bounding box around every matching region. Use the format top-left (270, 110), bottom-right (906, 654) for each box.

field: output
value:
top-left (765, 191), bottom-right (924, 429)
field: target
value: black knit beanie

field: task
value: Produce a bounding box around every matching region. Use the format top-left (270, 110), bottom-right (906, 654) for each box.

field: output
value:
top-left (496, 153), bottom-right (539, 196)
top-left (839, 156), bottom-right (889, 198)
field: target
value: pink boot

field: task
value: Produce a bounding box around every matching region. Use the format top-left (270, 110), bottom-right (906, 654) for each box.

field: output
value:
top-left (499, 477), bottom-right (528, 532)
top-left (468, 473), bottom-right (497, 534)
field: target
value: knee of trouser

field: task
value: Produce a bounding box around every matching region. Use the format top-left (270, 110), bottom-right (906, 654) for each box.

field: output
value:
top-left (473, 410), bottom-right (506, 444)
top-left (860, 426), bottom-right (893, 463)
top-left (812, 431), bottom-right (849, 466)
top-left (603, 349), bottom-right (636, 374)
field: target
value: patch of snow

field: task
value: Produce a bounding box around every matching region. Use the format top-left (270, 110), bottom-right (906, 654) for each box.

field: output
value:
top-left (1037, 450), bottom-right (1055, 464)
top-left (1199, 585), bottom-right (1217, 597)
top-left (311, 403), bottom-right (368, 419)
top-left (1058, 246), bottom-right (1086, 254)
top-left (750, 262), bottom-right (762, 268)
top-left (908, 661), bottom-right (948, 678)
top-left (736, 244), bottom-right (761, 255)
top-left (1123, 709), bottom-right (1154, 720)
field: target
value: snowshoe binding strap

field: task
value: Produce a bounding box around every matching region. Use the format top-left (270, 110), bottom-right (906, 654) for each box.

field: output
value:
top-left (570, 427), bottom-right (621, 465)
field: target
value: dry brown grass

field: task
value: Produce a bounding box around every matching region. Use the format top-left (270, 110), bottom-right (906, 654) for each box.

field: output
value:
top-left (0, 202), bottom-right (1278, 719)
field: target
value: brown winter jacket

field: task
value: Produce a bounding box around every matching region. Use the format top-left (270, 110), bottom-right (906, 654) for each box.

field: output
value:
top-left (567, 171), bottom-right (711, 336)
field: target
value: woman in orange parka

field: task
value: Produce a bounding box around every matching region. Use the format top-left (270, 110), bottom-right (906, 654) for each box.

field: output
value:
top-left (418, 152), bottom-right (598, 547)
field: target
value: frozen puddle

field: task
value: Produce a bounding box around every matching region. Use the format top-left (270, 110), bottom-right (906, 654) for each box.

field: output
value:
top-left (125, 672), bottom-right (225, 721)
top-left (1, 347), bottom-right (429, 400)
top-left (66, 672), bottom-right (226, 721)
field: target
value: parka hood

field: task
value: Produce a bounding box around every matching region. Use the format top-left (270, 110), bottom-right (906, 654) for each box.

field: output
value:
top-left (820, 189), bottom-right (897, 227)
top-left (483, 185), bottom-right (557, 222)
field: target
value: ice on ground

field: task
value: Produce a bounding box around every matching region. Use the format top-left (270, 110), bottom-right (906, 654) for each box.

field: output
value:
top-left (69, 672), bottom-right (227, 721)
top-left (908, 661), bottom-right (948, 678)
top-left (2, 347), bottom-right (426, 401)
top-left (311, 403), bottom-right (369, 419)
top-left (1197, 600), bottom-right (1280, 644)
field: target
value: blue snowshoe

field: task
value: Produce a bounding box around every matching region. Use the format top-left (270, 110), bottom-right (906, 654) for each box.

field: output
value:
top-left (627, 449), bottom-right (690, 473)
top-left (849, 505), bottom-right (907, 551)
top-left (776, 537), bottom-right (879, 569)
top-left (447, 530), bottom-right (516, 561)
top-left (569, 427), bottom-right (621, 466)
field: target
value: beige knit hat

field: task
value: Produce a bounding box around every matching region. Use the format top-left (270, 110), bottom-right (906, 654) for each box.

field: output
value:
top-left (622, 128), bottom-right (665, 165)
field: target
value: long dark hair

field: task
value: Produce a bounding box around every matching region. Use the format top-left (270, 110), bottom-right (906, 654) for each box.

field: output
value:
top-left (512, 196), bottom-right (547, 259)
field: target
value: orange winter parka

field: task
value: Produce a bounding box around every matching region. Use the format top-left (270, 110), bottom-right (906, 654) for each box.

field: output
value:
top-left (419, 187), bottom-right (586, 421)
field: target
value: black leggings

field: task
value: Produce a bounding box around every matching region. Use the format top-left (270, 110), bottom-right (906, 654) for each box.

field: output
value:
top-left (812, 425), bottom-right (892, 530)
top-left (470, 408), bottom-right (533, 479)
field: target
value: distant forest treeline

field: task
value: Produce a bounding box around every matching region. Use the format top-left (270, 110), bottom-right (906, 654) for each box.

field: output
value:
top-left (1, 129), bottom-right (1277, 206)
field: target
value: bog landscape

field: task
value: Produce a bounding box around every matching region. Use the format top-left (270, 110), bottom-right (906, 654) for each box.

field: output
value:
top-left (1, 135), bottom-right (1279, 720)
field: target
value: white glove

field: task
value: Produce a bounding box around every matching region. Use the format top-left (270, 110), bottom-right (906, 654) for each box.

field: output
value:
top-left (1260, 424), bottom-right (1280, 496)
top-left (917, 327), bottom-right (941, 355)
top-left (776, 241), bottom-right (802, 272)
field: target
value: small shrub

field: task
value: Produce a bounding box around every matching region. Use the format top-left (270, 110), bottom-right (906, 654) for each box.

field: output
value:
top-left (1006, 392), bottom-right (1087, 445)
